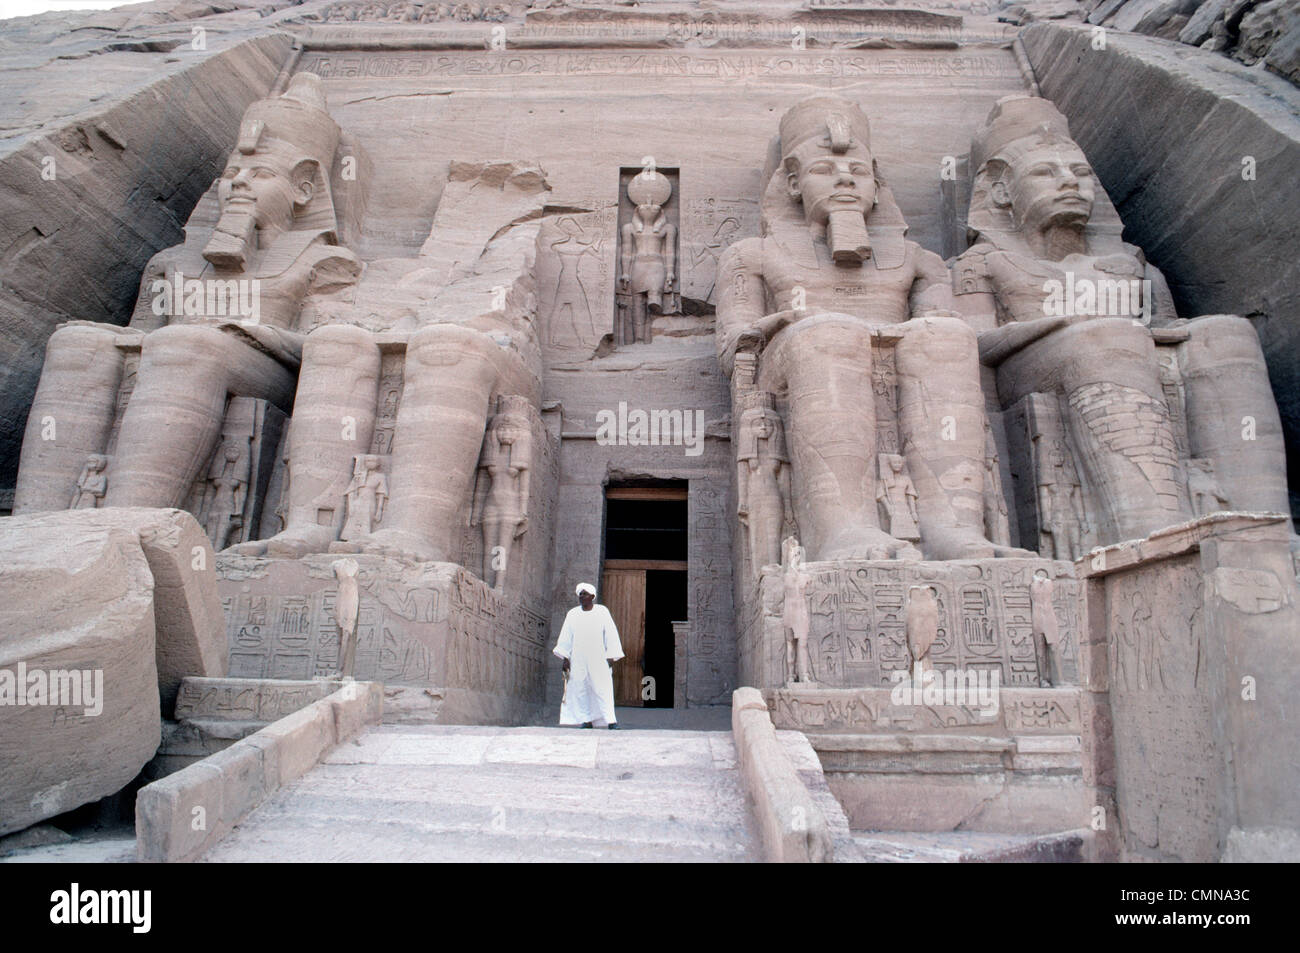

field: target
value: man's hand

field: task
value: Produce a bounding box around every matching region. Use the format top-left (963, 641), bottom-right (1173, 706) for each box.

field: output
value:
top-left (561, 657), bottom-right (570, 674)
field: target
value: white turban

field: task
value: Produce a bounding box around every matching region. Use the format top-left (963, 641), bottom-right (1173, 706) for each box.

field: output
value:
top-left (575, 582), bottom-right (596, 597)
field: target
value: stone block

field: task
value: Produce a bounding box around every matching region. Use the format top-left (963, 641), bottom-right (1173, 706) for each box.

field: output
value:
top-left (7, 508), bottom-right (226, 712)
top-left (0, 519), bottom-right (161, 836)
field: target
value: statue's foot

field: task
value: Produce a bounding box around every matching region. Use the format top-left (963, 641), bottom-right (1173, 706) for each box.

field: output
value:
top-left (922, 530), bottom-right (1033, 561)
top-left (330, 528), bottom-right (440, 562)
top-left (261, 525), bottom-right (339, 558)
top-left (819, 525), bottom-right (921, 561)
top-left (225, 538), bottom-right (269, 556)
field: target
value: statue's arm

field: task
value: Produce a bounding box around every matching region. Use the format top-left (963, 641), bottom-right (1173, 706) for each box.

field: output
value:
top-left (715, 238), bottom-right (767, 375)
top-left (664, 223), bottom-right (677, 288)
top-left (1130, 246), bottom-right (1180, 326)
top-left (779, 463), bottom-right (793, 523)
top-left (910, 247), bottom-right (956, 314)
top-left (619, 223), bottom-right (633, 289)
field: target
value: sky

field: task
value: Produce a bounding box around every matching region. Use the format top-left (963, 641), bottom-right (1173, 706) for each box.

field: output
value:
top-left (0, 0), bottom-right (138, 20)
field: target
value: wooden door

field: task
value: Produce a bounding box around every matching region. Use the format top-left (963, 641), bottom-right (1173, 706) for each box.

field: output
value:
top-left (601, 568), bottom-right (646, 707)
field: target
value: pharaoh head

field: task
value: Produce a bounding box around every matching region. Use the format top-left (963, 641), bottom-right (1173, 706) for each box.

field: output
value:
top-left (490, 395), bottom-right (532, 449)
top-left (205, 72), bottom-right (342, 270)
top-left (739, 392), bottom-right (787, 461)
top-left (971, 96), bottom-right (1096, 237)
top-left (779, 95), bottom-right (878, 228)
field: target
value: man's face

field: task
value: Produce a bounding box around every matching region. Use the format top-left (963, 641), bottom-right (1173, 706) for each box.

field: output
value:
top-left (788, 142), bottom-right (877, 226)
top-left (216, 147), bottom-right (306, 234)
top-left (1003, 142), bottom-right (1095, 232)
top-left (579, 591), bottom-right (594, 609)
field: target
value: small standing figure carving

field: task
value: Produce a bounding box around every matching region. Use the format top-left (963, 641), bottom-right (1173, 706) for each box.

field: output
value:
top-left (332, 557), bottom-right (360, 678)
top-left (905, 585), bottom-right (939, 675)
top-left (1186, 458), bottom-right (1230, 516)
top-left (1030, 568), bottom-right (1059, 687)
top-left (472, 396), bottom-right (532, 590)
top-left (781, 536), bottom-right (814, 684)
top-left (1037, 439), bottom-right (1089, 560)
top-left (876, 453), bottom-right (921, 543)
top-left (737, 393), bottom-right (794, 574)
top-left (340, 454), bottom-right (388, 541)
top-left (202, 441), bottom-right (250, 551)
top-left (70, 455), bottom-right (108, 509)
top-left (983, 426), bottom-right (1012, 547)
top-left (273, 435), bottom-right (291, 534)
top-left (617, 170), bottom-right (678, 345)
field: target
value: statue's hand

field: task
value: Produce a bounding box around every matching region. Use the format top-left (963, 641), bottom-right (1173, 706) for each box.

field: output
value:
top-left (514, 516), bottom-right (529, 538)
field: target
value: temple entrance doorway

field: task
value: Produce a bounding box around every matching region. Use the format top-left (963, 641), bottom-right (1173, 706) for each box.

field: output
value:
top-left (601, 483), bottom-right (687, 709)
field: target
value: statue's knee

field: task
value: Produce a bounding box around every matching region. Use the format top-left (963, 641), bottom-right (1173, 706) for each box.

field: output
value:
top-left (408, 323), bottom-right (495, 370)
top-left (899, 314), bottom-right (977, 368)
top-left (143, 323), bottom-right (225, 364)
top-left (303, 324), bottom-right (377, 367)
top-left (44, 324), bottom-right (122, 372)
top-left (1186, 314), bottom-right (1264, 362)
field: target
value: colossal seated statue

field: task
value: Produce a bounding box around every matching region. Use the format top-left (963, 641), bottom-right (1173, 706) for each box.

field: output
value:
top-left (14, 72), bottom-right (360, 519)
top-left (718, 95), bottom-right (1027, 562)
top-left (954, 96), bottom-right (1291, 549)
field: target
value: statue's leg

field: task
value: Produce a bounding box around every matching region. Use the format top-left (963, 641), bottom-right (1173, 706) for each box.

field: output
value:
top-left (998, 318), bottom-right (1191, 543)
top-left (1180, 315), bottom-right (1290, 518)
top-left (762, 315), bottom-right (916, 560)
top-left (14, 325), bottom-right (127, 514)
top-left (897, 315), bottom-right (1026, 559)
top-left (345, 324), bottom-right (532, 561)
top-left (232, 325), bottom-right (380, 557)
top-left (105, 325), bottom-right (295, 508)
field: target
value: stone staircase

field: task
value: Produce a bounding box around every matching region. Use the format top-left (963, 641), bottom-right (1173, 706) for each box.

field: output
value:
top-left (199, 726), bottom-right (763, 862)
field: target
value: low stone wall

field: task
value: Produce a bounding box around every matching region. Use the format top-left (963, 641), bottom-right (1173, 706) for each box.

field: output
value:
top-left (135, 680), bottom-right (382, 863)
top-left (1079, 513), bottom-right (1300, 862)
top-left (730, 687), bottom-right (833, 863)
top-left (217, 555), bottom-right (547, 724)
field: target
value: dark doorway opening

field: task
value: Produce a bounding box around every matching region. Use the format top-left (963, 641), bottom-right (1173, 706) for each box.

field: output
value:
top-left (602, 483), bottom-right (687, 709)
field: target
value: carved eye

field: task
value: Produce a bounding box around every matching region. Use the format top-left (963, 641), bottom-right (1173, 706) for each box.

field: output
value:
top-left (806, 161), bottom-right (836, 174)
top-left (221, 166), bottom-right (239, 179)
top-left (1072, 165), bottom-right (1092, 179)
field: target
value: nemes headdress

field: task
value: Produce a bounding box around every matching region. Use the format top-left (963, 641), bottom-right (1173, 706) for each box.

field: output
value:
top-left (236, 72), bottom-right (342, 237)
top-left (779, 95), bottom-right (873, 165)
top-left (966, 94), bottom-right (1124, 250)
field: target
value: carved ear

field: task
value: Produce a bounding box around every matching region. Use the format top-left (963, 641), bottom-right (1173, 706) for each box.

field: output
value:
top-left (290, 159), bottom-right (320, 209)
top-left (783, 157), bottom-right (801, 201)
top-left (986, 159), bottom-right (1012, 209)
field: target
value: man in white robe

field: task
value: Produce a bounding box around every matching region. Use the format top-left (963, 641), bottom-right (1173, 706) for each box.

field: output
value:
top-left (554, 582), bottom-right (624, 728)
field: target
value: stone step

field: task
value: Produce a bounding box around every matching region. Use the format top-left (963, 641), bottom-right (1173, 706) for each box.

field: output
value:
top-left (853, 829), bottom-right (1089, 862)
top-left (200, 726), bottom-right (761, 862)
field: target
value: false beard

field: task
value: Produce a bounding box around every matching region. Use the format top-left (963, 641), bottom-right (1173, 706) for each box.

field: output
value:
top-left (827, 209), bottom-right (872, 264)
top-left (203, 207), bottom-right (257, 270)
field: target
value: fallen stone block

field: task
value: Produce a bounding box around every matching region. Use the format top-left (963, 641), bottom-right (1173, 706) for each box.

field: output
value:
top-left (0, 520), bottom-right (161, 836)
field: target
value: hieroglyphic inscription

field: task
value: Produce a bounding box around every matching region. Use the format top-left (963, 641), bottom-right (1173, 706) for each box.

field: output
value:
top-left (299, 51), bottom-right (1020, 80)
top-left (745, 559), bottom-right (1080, 692)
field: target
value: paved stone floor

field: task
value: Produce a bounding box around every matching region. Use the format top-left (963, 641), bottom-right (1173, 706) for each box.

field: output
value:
top-left (201, 726), bottom-right (760, 862)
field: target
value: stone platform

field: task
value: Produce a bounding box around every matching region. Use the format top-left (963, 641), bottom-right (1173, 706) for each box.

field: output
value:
top-left (216, 554), bottom-right (548, 725)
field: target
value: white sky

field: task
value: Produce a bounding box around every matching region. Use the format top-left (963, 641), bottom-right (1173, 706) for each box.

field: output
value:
top-left (0, 0), bottom-right (138, 21)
